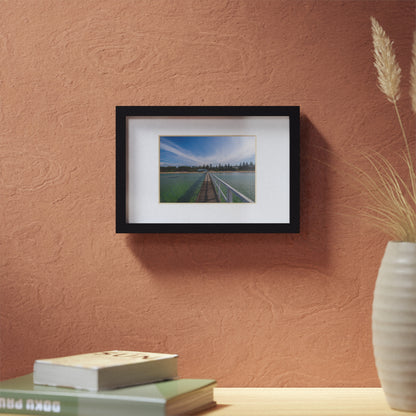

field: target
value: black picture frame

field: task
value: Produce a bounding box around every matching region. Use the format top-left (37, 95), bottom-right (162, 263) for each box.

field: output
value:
top-left (116, 106), bottom-right (300, 233)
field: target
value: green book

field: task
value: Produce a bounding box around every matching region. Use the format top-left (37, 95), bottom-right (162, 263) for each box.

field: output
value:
top-left (0, 374), bottom-right (216, 416)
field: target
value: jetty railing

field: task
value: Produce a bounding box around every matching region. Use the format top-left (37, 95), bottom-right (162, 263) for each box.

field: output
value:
top-left (209, 173), bottom-right (254, 203)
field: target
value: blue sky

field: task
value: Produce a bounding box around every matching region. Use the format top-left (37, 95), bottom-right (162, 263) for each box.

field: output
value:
top-left (160, 136), bottom-right (256, 167)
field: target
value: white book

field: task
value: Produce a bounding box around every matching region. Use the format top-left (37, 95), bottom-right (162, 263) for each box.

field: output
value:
top-left (33, 350), bottom-right (178, 391)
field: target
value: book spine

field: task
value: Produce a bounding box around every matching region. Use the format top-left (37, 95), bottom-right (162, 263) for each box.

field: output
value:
top-left (0, 393), bottom-right (77, 416)
top-left (0, 392), bottom-right (163, 416)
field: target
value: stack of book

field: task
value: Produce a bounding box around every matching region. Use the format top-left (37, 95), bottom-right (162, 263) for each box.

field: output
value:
top-left (0, 350), bottom-right (216, 416)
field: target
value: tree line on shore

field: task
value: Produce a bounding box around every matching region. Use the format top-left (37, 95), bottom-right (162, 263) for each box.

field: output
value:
top-left (161, 162), bottom-right (255, 173)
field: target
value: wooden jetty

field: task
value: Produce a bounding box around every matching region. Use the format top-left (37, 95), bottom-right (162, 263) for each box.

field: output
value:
top-left (196, 173), bottom-right (219, 202)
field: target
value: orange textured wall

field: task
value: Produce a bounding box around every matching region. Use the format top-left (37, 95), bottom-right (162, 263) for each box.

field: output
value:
top-left (0, 0), bottom-right (415, 387)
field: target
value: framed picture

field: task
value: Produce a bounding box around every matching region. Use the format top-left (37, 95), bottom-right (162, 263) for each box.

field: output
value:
top-left (116, 106), bottom-right (300, 233)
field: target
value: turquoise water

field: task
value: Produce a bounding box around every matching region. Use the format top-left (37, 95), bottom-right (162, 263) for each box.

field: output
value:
top-left (160, 173), bottom-right (205, 202)
top-left (160, 171), bottom-right (255, 203)
top-left (213, 172), bottom-right (255, 202)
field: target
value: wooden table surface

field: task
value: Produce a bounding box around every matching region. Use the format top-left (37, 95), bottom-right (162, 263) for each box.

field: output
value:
top-left (200, 388), bottom-right (414, 416)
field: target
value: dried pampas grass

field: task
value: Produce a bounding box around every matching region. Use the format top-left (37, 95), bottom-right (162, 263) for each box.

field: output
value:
top-left (411, 31), bottom-right (416, 113)
top-left (365, 17), bottom-right (416, 241)
top-left (355, 151), bottom-right (416, 242)
top-left (371, 17), bottom-right (402, 104)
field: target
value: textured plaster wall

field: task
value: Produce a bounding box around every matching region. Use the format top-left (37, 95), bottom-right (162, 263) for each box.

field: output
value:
top-left (0, 0), bottom-right (415, 387)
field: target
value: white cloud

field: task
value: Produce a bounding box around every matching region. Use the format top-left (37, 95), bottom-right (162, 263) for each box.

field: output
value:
top-left (160, 140), bottom-right (204, 165)
top-left (161, 136), bottom-right (255, 166)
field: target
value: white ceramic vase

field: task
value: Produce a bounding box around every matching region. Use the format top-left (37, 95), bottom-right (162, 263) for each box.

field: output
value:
top-left (372, 241), bottom-right (416, 412)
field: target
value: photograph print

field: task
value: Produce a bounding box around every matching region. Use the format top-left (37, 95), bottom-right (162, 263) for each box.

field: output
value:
top-left (160, 135), bottom-right (256, 203)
